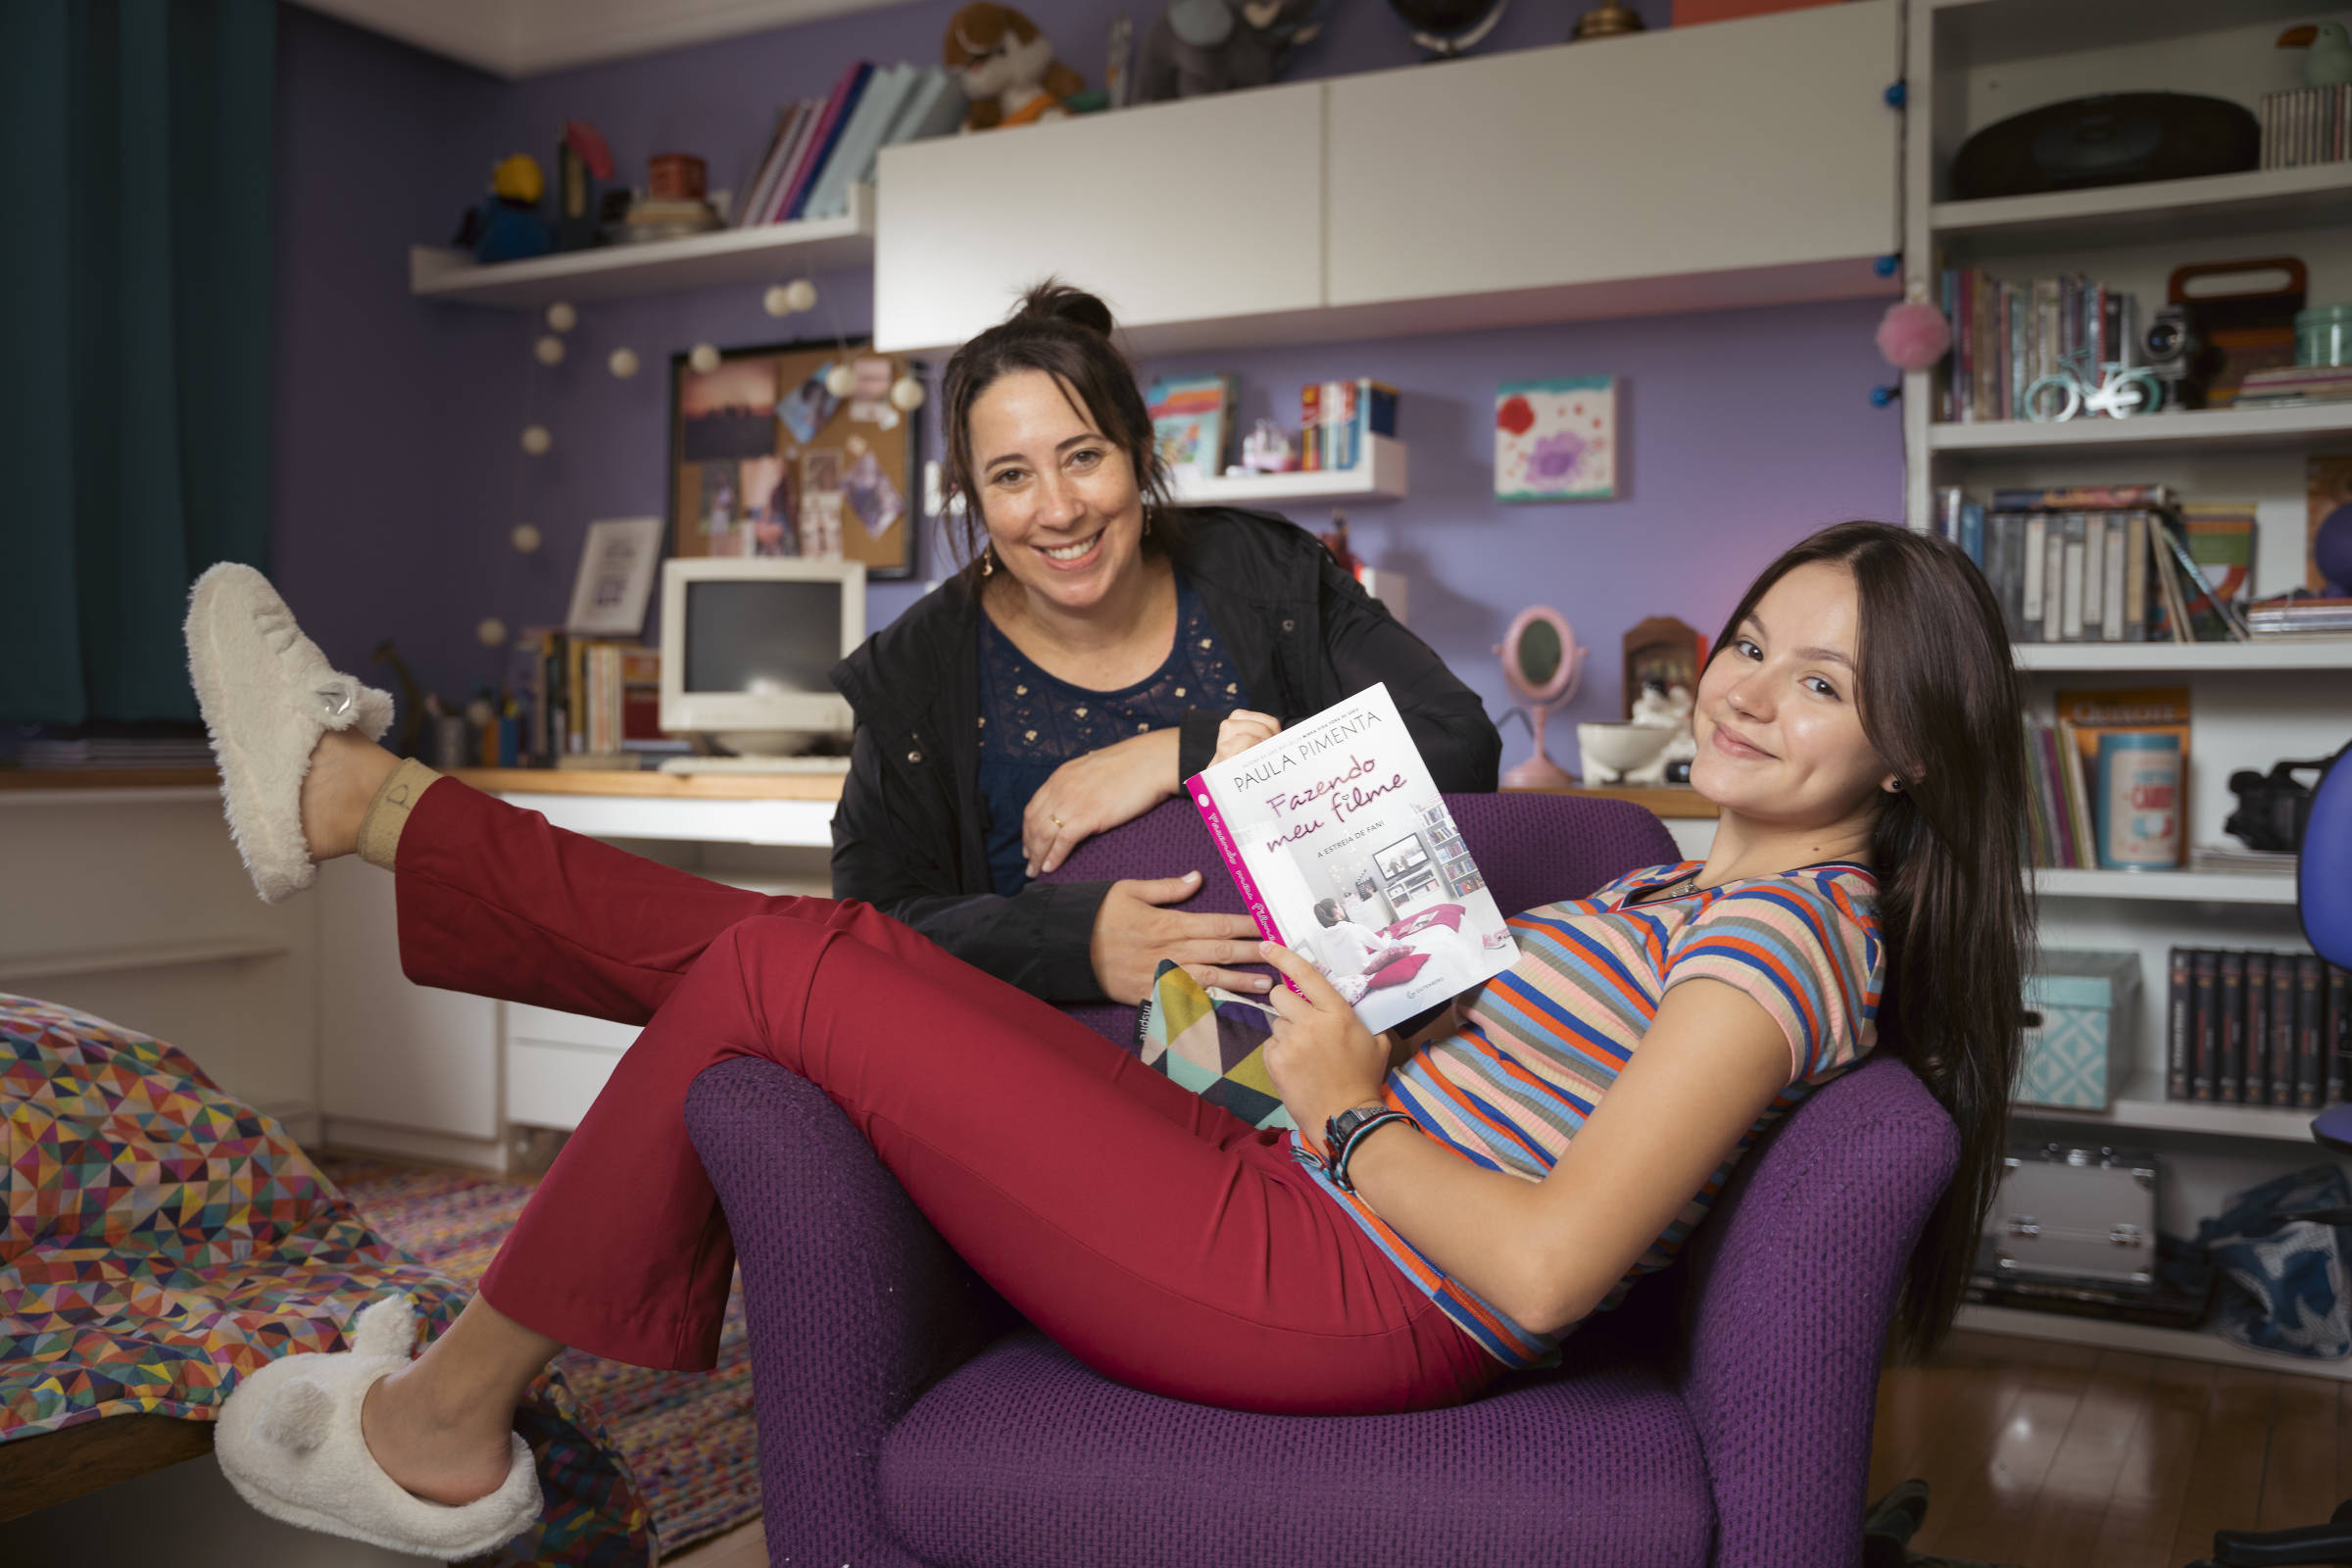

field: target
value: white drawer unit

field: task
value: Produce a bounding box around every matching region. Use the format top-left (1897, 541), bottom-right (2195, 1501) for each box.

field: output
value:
top-left (504, 1004), bottom-right (640, 1132)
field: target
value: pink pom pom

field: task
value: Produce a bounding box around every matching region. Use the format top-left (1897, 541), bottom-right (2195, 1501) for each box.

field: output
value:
top-left (1876, 300), bottom-right (1952, 371)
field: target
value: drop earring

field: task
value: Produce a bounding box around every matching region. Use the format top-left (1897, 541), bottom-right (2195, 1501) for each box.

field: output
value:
top-left (981, 546), bottom-right (996, 578)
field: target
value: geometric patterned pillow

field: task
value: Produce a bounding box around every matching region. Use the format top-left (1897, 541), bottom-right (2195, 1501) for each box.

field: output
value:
top-left (1135, 960), bottom-right (1294, 1131)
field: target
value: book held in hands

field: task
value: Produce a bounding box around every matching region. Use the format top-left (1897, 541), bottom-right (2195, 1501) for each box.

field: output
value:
top-left (1186, 683), bottom-right (1516, 1034)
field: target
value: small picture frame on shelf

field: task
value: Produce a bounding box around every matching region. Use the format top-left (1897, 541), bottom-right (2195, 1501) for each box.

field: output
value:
top-left (565, 516), bottom-right (663, 637)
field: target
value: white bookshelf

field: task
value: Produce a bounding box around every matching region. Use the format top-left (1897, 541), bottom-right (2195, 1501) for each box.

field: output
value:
top-left (1166, 436), bottom-right (1408, 507)
top-left (409, 186), bottom-right (875, 309)
top-left (1898, 0), bottom-right (2352, 1356)
top-left (2030, 868), bottom-right (2299, 906)
top-left (1928, 404), bottom-right (2352, 455)
top-left (2013, 639), bottom-right (2352, 672)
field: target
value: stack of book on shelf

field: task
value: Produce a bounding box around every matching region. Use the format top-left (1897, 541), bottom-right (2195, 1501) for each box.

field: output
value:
top-left (2165, 946), bottom-right (2350, 1107)
top-left (2024, 687), bottom-right (2186, 870)
top-left (1939, 484), bottom-right (2252, 644)
top-left (735, 63), bottom-right (965, 228)
top-left (509, 632), bottom-right (677, 767)
top-left (2259, 82), bottom-right (2351, 170)
top-left (1146, 372), bottom-right (1236, 482)
top-left (1298, 379), bottom-right (1397, 472)
top-left (2232, 364), bottom-right (2352, 410)
top-left (2246, 590), bottom-right (2352, 635)
top-left (1939, 269), bottom-right (2137, 423)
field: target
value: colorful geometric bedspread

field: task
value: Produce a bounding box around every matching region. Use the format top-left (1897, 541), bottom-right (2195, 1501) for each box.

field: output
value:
top-left (0, 992), bottom-right (652, 1566)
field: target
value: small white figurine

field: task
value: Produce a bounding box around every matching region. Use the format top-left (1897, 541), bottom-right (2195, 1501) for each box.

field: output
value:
top-left (1620, 682), bottom-right (1696, 786)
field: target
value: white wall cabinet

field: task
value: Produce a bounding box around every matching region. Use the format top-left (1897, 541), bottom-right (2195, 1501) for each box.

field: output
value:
top-left (875, 83), bottom-right (1327, 356)
top-left (1324, 2), bottom-right (1900, 326)
top-left (873, 2), bottom-right (1900, 355)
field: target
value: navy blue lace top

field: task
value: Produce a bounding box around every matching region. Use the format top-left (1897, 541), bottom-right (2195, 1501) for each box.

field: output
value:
top-left (975, 571), bottom-right (1250, 897)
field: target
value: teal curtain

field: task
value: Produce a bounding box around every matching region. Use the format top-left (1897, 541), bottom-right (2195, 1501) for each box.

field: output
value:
top-left (0, 0), bottom-right (276, 724)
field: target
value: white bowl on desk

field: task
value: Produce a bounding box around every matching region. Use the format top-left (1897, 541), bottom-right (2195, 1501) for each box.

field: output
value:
top-left (1577, 722), bottom-right (1673, 785)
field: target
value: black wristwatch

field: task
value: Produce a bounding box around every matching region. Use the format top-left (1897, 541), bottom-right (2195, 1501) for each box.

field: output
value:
top-left (1323, 1101), bottom-right (1418, 1194)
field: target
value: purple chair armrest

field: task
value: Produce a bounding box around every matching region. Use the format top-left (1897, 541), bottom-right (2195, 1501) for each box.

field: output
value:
top-left (686, 1057), bottom-right (1007, 1568)
top-left (1672, 1055), bottom-right (1960, 1568)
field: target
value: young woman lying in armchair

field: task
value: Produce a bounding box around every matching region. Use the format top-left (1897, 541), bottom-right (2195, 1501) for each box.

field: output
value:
top-left (185, 520), bottom-right (2026, 1557)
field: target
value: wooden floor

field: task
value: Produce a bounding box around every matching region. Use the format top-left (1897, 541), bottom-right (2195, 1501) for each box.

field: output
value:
top-left (668, 1329), bottom-right (2348, 1568)
top-left (1872, 1329), bottom-right (2349, 1566)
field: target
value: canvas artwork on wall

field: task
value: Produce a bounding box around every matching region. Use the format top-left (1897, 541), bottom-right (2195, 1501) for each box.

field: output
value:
top-left (669, 339), bottom-right (919, 577)
top-left (1495, 376), bottom-right (1617, 503)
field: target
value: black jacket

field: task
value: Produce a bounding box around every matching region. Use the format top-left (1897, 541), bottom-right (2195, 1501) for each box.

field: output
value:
top-left (828, 508), bottom-right (1501, 1002)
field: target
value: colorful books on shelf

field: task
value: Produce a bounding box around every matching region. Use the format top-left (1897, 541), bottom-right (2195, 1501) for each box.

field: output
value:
top-left (2232, 364), bottom-right (2352, 410)
top-left (2259, 82), bottom-right (2352, 171)
top-left (2025, 687), bottom-right (2189, 870)
top-left (2246, 592), bottom-right (2352, 635)
top-left (1147, 372), bottom-right (1236, 482)
top-left (510, 632), bottom-right (673, 764)
top-left (1952, 484), bottom-right (2256, 645)
top-left (1186, 682), bottom-right (1514, 1035)
top-left (733, 63), bottom-right (965, 228)
top-left (2166, 945), bottom-right (2348, 1108)
top-left (1298, 379), bottom-right (1397, 472)
top-left (1939, 269), bottom-right (2138, 424)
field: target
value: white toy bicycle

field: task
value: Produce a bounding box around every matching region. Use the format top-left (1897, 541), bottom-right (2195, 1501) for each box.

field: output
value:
top-left (2024, 347), bottom-right (2164, 421)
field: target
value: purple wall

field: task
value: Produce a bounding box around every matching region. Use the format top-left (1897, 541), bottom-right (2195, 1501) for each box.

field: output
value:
top-left (272, 0), bottom-right (1901, 755)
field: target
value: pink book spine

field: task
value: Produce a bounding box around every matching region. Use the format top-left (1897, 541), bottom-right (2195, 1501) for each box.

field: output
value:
top-left (1189, 780), bottom-right (1288, 956)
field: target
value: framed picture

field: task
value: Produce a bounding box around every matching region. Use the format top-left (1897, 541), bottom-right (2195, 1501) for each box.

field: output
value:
top-left (1495, 375), bottom-right (1617, 503)
top-left (565, 516), bottom-right (663, 637)
top-left (668, 338), bottom-right (920, 578)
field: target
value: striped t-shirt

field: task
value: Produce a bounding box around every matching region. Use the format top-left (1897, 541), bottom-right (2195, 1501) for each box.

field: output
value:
top-left (1295, 859), bottom-right (1882, 1367)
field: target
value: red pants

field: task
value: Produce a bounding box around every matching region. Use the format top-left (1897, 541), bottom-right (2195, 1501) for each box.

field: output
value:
top-left (392, 780), bottom-right (1494, 1415)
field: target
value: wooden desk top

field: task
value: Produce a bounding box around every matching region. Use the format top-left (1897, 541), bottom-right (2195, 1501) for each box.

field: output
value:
top-left (0, 767), bottom-right (219, 791)
top-left (448, 766), bottom-right (847, 803)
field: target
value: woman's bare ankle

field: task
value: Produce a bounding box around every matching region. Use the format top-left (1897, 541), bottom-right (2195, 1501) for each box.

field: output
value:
top-left (301, 730), bottom-right (397, 863)
top-left (359, 1362), bottom-right (520, 1507)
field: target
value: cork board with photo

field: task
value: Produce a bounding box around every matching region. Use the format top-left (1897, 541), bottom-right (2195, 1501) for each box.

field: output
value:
top-left (668, 339), bottom-right (918, 577)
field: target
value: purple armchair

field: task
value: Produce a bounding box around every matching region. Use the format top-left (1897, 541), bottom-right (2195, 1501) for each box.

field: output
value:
top-left (686, 795), bottom-right (1958, 1567)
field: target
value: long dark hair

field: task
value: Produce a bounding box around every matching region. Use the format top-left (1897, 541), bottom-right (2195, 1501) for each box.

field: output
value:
top-left (1712, 520), bottom-right (2032, 1358)
top-left (938, 280), bottom-right (1176, 575)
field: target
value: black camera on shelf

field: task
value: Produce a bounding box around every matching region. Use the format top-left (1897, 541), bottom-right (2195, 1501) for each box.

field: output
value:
top-left (2140, 305), bottom-right (2214, 411)
top-left (2225, 751), bottom-right (2346, 853)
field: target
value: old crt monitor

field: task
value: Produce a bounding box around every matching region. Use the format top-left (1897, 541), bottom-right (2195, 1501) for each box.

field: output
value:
top-left (658, 557), bottom-right (864, 762)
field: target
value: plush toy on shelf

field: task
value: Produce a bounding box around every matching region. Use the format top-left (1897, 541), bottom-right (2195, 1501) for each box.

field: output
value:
top-left (1134, 0), bottom-right (1326, 102)
top-left (944, 3), bottom-right (1087, 130)
top-left (455, 153), bottom-right (552, 264)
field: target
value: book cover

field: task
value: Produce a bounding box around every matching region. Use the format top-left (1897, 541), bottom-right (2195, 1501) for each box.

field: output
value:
top-left (2166, 946), bottom-right (2191, 1101)
top-left (1186, 682), bottom-right (1516, 1034)
top-left (2246, 952), bottom-right (2270, 1103)
top-left (779, 62), bottom-right (871, 222)
top-left (736, 102), bottom-right (808, 229)
top-left (804, 62), bottom-right (914, 220)
top-left (2298, 955), bottom-right (2326, 1109)
top-left (757, 99), bottom-right (825, 224)
top-left (2053, 686), bottom-right (2191, 866)
top-left (2220, 950), bottom-right (2246, 1104)
top-left (1148, 372), bottom-right (1233, 481)
top-left (2270, 957), bottom-right (2297, 1107)
top-left (2191, 949), bottom-right (2218, 1102)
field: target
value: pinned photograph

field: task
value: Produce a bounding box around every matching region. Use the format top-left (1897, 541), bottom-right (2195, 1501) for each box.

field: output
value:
top-left (1495, 375), bottom-right (1617, 503)
top-left (678, 359), bottom-right (779, 462)
top-left (779, 362), bottom-right (843, 446)
top-left (843, 450), bottom-right (905, 539)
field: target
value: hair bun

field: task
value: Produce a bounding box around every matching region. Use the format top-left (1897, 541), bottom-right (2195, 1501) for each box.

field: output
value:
top-left (1012, 279), bottom-right (1116, 340)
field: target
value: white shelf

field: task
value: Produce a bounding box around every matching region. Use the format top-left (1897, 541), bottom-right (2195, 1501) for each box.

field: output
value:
top-left (2013, 639), bottom-right (2352, 673)
top-left (1167, 437), bottom-right (1407, 507)
top-left (1955, 1304), bottom-right (2352, 1382)
top-left (0, 939), bottom-right (290, 985)
top-left (409, 186), bottom-right (875, 309)
top-left (1929, 403), bottom-right (2352, 457)
top-left (1932, 164), bottom-right (2352, 257)
top-left (2013, 1070), bottom-right (2320, 1145)
top-left (2032, 867), bottom-right (2297, 906)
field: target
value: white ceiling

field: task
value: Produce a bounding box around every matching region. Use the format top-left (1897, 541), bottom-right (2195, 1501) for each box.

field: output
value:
top-left (291, 0), bottom-right (922, 78)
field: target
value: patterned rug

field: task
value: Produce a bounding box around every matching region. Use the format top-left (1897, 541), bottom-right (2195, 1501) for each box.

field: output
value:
top-left (319, 1156), bottom-right (760, 1558)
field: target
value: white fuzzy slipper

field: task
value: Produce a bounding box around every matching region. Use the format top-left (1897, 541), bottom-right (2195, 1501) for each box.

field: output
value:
top-left (184, 563), bottom-right (392, 903)
top-left (215, 1296), bottom-right (542, 1561)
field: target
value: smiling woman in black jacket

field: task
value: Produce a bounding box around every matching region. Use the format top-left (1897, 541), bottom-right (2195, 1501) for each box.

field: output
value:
top-left (829, 284), bottom-right (1499, 1006)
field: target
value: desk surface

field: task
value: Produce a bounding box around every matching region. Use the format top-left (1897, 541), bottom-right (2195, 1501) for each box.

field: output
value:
top-left (448, 767), bottom-right (846, 802)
